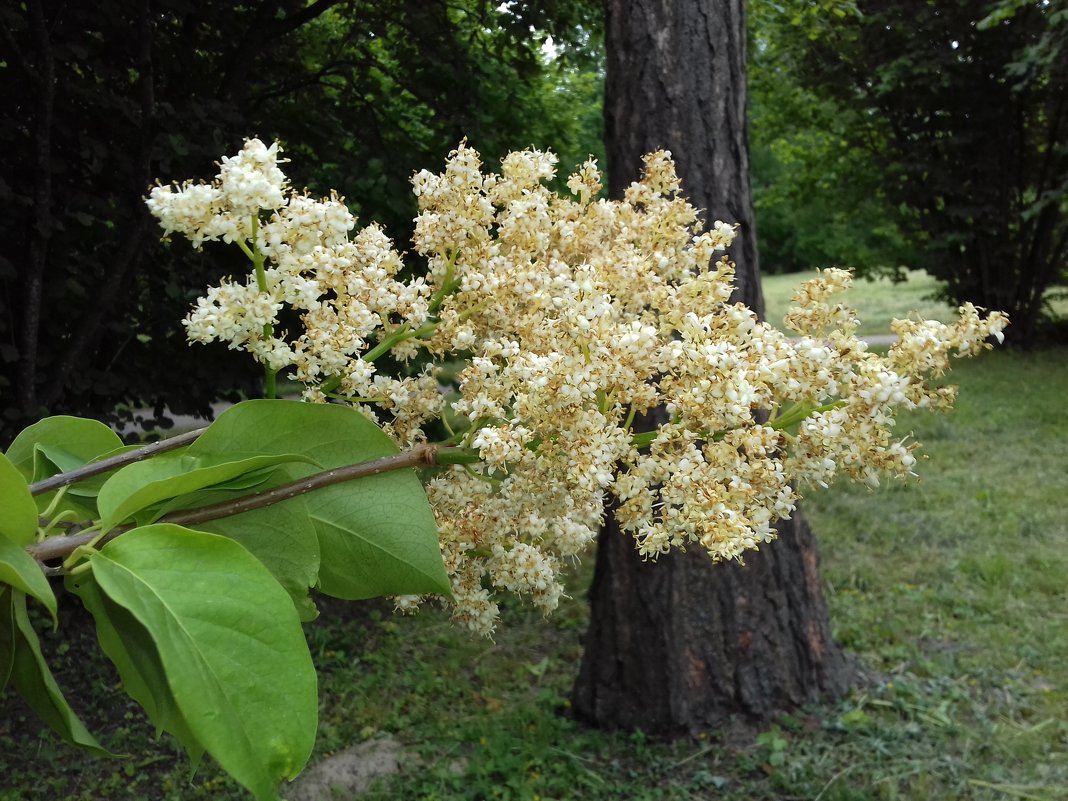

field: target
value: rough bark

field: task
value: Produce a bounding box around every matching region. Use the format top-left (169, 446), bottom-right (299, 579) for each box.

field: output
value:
top-left (571, 0), bottom-right (852, 734)
top-left (574, 506), bottom-right (850, 734)
top-left (601, 0), bottom-right (762, 315)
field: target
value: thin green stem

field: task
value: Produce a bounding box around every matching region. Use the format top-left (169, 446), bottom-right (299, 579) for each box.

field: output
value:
top-left (62, 526), bottom-right (104, 572)
top-left (427, 249), bottom-right (459, 314)
top-left (462, 463), bottom-right (501, 486)
top-left (363, 324), bottom-right (412, 363)
top-left (235, 239), bottom-right (256, 264)
top-left (441, 411), bottom-right (458, 439)
top-left (38, 485), bottom-right (69, 520)
top-left (767, 399), bottom-right (846, 431)
top-left (249, 215), bottom-right (278, 399)
top-left (456, 300), bottom-right (489, 323)
top-left (37, 509), bottom-right (81, 541)
top-left (362, 319), bottom-right (443, 364)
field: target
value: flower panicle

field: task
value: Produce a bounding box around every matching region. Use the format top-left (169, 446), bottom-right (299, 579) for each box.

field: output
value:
top-left (150, 139), bottom-right (1008, 635)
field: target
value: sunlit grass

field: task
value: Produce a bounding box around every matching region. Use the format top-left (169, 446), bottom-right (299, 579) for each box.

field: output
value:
top-left (761, 268), bottom-right (958, 336)
top-left (762, 267), bottom-right (1068, 337)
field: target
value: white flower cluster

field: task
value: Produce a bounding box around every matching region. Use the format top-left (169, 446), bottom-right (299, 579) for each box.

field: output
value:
top-left (149, 139), bottom-right (1009, 635)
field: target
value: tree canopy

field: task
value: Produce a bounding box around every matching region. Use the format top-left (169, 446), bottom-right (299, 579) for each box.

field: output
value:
top-left (747, 0), bottom-right (914, 276)
top-left (784, 0), bottom-right (1067, 341)
top-left (0, 0), bottom-right (603, 443)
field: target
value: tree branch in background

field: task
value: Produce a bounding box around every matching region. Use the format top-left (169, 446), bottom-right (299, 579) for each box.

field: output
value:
top-left (41, 0), bottom-right (157, 410)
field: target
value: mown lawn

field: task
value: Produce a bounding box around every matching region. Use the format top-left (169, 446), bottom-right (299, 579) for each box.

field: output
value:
top-left (762, 267), bottom-right (1068, 339)
top-left (762, 268), bottom-right (961, 338)
top-left (2, 285), bottom-right (1065, 800)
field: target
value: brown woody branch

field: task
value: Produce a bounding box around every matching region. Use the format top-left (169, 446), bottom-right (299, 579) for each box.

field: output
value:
top-left (29, 427), bottom-right (207, 496)
top-left (26, 443), bottom-right (465, 567)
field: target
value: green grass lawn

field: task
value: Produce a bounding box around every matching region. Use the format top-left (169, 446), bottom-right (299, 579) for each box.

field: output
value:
top-left (762, 269), bottom-right (963, 337)
top-left (2, 316), bottom-right (1066, 799)
top-left (762, 268), bottom-right (1068, 339)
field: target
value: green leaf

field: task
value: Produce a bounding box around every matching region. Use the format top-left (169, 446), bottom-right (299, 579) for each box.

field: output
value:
top-left (147, 467), bottom-right (321, 620)
top-left (6, 416), bottom-right (126, 518)
top-left (6, 415), bottom-right (124, 481)
top-left (36, 442), bottom-right (97, 473)
top-left (3, 588), bottom-right (108, 755)
top-left (0, 452), bottom-right (38, 547)
top-left (0, 533), bottom-right (57, 623)
top-left (97, 451), bottom-right (320, 533)
top-left (90, 524), bottom-right (317, 800)
top-left (192, 497), bottom-right (320, 622)
top-left (189, 400), bottom-right (449, 599)
top-left (142, 464), bottom-right (284, 521)
top-left (65, 573), bottom-right (204, 766)
top-left (33, 443), bottom-right (126, 498)
top-left (311, 472), bottom-right (450, 599)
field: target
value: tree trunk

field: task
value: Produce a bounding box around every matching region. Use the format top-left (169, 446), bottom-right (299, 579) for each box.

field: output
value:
top-left (600, 0), bottom-right (762, 314)
top-left (571, 0), bottom-right (852, 734)
top-left (18, 0), bottom-right (57, 420)
top-left (574, 505), bottom-right (850, 734)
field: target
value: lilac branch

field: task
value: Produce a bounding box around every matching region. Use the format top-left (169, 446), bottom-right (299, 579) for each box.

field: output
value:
top-left (29, 427), bottom-right (207, 496)
top-left (27, 444), bottom-right (479, 566)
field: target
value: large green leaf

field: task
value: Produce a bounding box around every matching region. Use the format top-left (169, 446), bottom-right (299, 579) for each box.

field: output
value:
top-left (145, 467), bottom-right (321, 620)
top-left (0, 452), bottom-right (38, 547)
top-left (189, 400), bottom-right (449, 599)
top-left (66, 573), bottom-right (203, 766)
top-left (3, 588), bottom-right (108, 755)
top-left (6, 416), bottom-right (126, 520)
top-left (6, 415), bottom-right (124, 481)
top-left (192, 498), bottom-right (320, 622)
top-left (0, 533), bottom-right (57, 623)
top-left (97, 451), bottom-right (320, 533)
top-left (310, 471), bottom-right (450, 599)
top-left (90, 524), bottom-right (317, 801)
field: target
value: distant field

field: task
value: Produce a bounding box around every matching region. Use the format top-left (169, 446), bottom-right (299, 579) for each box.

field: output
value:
top-left (762, 267), bottom-right (1068, 338)
top-left (761, 268), bottom-right (959, 337)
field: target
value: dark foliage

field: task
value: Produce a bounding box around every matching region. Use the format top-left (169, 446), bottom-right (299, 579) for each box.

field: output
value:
top-left (796, 0), bottom-right (1068, 342)
top-left (0, 0), bottom-right (602, 444)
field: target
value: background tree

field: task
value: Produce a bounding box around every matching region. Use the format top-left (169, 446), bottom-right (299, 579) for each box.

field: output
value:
top-left (792, 0), bottom-right (1067, 342)
top-left (571, 0), bottom-right (851, 734)
top-left (747, 1), bottom-right (913, 276)
top-left (0, 0), bottom-right (602, 444)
